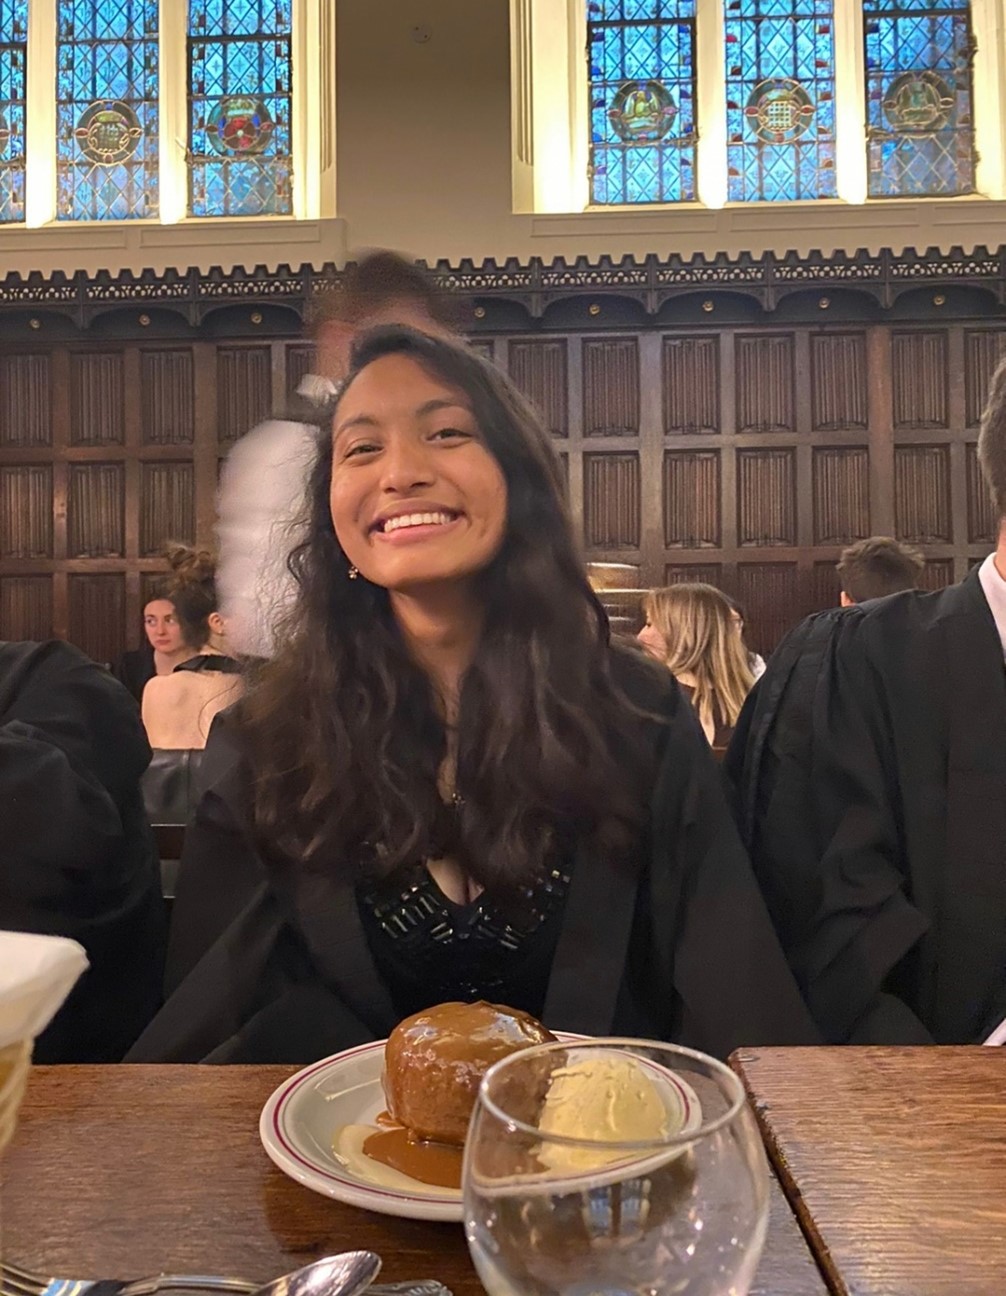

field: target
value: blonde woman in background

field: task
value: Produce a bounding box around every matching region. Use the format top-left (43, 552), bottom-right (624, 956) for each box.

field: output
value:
top-left (638, 583), bottom-right (755, 758)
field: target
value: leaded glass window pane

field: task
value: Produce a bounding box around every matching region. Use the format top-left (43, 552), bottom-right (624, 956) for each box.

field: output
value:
top-left (725, 0), bottom-right (836, 201)
top-left (56, 0), bottom-right (159, 221)
top-left (188, 0), bottom-right (293, 218)
top-left (587, 0), bottom-right (697, 205)
top-left (0, 1), bottom-right (25, 224)
top-left (864, 0), bottom-right (976, 197)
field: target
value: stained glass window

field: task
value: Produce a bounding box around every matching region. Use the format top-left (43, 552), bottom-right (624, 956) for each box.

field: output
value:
top-left (587, 0), bottom-right (697, 205)
top-left (725, 0), bottom-right (836, 201)
top-left (864, 0), bottom-right (976, 197)
top-left (56, 0), bottom-right (159, 221)
top-left (188, 0), bottom-right (293, 218)
top-left (0, 2), bottom-right (25, 224)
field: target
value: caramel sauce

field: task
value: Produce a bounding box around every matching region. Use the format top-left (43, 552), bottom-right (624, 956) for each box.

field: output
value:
top-left (362, 1121), bottom-right (463, 1190)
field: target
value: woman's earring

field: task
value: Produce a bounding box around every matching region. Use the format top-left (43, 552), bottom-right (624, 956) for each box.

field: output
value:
top-left (347, 565), bottom-right (360, 580)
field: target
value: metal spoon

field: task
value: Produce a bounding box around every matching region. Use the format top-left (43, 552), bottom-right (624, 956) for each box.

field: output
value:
top-left (250, 1253), bottom-right (381, 1296)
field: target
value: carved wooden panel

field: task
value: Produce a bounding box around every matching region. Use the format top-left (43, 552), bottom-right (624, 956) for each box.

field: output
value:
top-left (141, 462), bottom-right (195, 555)
top-left (892, 332), bottom-right (948, 429)
top-left (0, 464), bottom-right (52, 558)
top-left (895, 444), bottom-right (952, 544)
top-left (966, 443), bottom-right (998, 545)
top-left (0, 575), bottom-right (52, 640)
top-left (286, 343), bottom-right (315, 394)
top-left (736, 335), bottom-right (794, 433)
top-left (217, 346), bottom-right (272, 443)
top-left (71, 352), bottom-right (124, 445)
top-left (664, 562), bottom-right (723, 587)
top-left (811, 333), bottom-right (867, 431)
top-left (68, 463), bottom-right (124, 558)
top-left (663, 336), bottom-right (719, 434)
top-left (68, 573), bottom-right (125, 666)
top-left (812, 446), bottom-right (870, 544)
top-left (964, 330), bottom-right (1006, 427)
top-left (921, 558), bottom-right (954, 590)
top-left (142, 350), bottom-right (194, 445)
top-left (141, 570), bottom-right (167, 607)
top-left (737, 449), bottom-right (796, 546)
top-left (663, 450), bottom-right (720, 548)
top-left (811, 560), bottom-right (841, 612)
top-left (508, 339), bottom-right (568, 436)
top-left (736, 563), bottom-right (800, 656)
top-left (583, 337), bottom-right (639, 436)
top-left (0, 296), bottom-right (996, 665)
top-left (583, 452), bottom-right (640, 548)
top-left (0, 354), bottom-right (51, 447)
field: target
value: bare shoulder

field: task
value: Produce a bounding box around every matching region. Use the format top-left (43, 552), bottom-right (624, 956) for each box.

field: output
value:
top-left (142, 671), bottom-right (243, 749)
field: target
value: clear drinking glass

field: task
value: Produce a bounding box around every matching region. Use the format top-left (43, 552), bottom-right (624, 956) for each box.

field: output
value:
top-left (463, 1038), bottom-right (769, 1296)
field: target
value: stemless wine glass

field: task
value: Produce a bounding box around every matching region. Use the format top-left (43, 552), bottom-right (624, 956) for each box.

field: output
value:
top-left (464, 1038), bottom-right (769, 1296)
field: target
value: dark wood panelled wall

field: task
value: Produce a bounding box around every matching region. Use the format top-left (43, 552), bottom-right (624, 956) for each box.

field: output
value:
top-left (0, 248), bottom-right (1003, 662)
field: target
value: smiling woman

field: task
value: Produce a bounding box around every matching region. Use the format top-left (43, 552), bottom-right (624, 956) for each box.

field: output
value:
top-left (329, 354), bottom-right (508, 600)
top-left (128, 325), bottom-right (818, 1066)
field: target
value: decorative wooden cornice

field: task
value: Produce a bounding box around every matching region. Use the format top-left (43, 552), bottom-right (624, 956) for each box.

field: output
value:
top-left (0, 244), bottom-right (1003, 336)
top-left (435, 245), bottom-right (1006, 312)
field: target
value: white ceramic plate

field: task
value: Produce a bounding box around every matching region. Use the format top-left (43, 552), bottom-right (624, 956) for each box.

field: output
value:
top-left (260, 1035), bottom-right (602, 1222)
top-left (259, 1034), bottom-right (701, 1223)
top-left (260, 1038), bottom-right (467, 1221)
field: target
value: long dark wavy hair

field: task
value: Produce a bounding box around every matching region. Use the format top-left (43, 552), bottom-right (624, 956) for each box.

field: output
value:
top-left (238, 325), bottom-right (655, 892)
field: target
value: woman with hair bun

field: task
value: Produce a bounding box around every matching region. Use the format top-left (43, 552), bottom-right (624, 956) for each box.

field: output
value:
top-left (140, 544), bottom-right (243, 750)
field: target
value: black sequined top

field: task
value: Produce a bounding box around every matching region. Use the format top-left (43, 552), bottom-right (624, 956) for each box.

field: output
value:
top-left (357, 861), bottom-right (572, 1021)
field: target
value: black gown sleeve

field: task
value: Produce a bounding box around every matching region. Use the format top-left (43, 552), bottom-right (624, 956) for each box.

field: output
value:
top-left (132, 710), bottom-right (381, 1062)
top-left (161, 711), bottom-right (267, 994)
top-left (731, 614), bottom-right (931, 1043)
top-left (1, 641), bottom-right (145, 891)
top-left (650, 688), bottom-right (822, 1056)
top-left (0, 640), bottom-right (166, 1061)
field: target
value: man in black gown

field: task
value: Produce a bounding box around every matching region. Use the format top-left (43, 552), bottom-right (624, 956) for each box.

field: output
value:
top-left (728, 357), bottom-right (1006, 1044)
top-left (1, 640), bottom-right (166, 1060)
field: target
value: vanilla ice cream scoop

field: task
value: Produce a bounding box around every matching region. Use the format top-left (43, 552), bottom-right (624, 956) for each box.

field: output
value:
top-left (535, 1049), bottom-right (692, 1175)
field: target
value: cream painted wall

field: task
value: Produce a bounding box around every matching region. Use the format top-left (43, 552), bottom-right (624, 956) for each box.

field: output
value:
top-left (335, 0), bottom-right (517, 263)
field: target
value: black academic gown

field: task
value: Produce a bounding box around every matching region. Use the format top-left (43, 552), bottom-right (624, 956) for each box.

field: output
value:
top-left (128, 646), bottom-right (819, 1063)
top-left (111, 644), bottom-right (155, 703)
top-left (0, 641), bottom-right (167, 1061)
top-left (726, 567), bottom-right (1006, 1044)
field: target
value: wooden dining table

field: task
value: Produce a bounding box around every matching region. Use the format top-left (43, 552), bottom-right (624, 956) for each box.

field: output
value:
top-left (3, 1065), bottom-right (827, 1296)
top-left (732, 1046), bottom-right (1006, 1296)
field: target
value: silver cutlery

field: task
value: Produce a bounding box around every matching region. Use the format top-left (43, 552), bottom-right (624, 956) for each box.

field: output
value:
top-left (1, 1253), bottom-right (449, 1296)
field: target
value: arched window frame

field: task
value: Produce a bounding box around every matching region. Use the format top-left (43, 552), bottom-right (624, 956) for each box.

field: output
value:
top-left (511, 0), bottom-right (1006, 212)
top-left (19, 0), bottom-right (335, 227)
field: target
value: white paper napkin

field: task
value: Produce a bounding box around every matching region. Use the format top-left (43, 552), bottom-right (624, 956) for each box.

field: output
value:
top-left (0, 931), bottom-right (89, 1049)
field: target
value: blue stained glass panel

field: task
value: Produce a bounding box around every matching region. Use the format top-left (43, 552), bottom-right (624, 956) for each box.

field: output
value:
top-left (56, 0), bottom-right (159, 220)
top-left (864, 0), bottom-right (976, 197)
top-left (188, 0), bottom-right (293, 217)
top-left (0, 1), bottom-right (26, 224)
top-left (724, 0), bottom-right (836, 202)
top-left (587, 0), bottom-right (697, 204)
